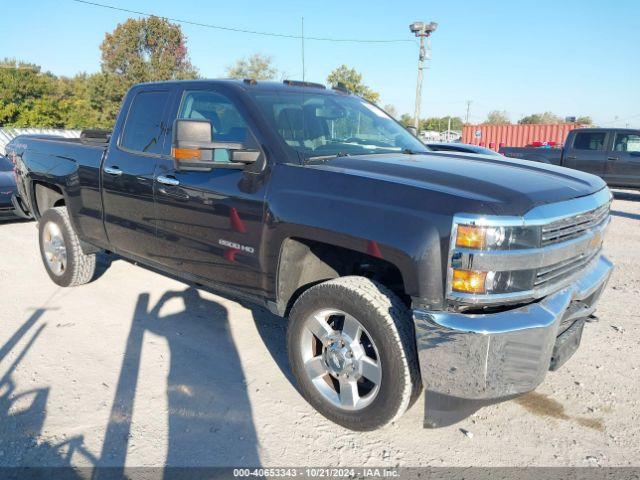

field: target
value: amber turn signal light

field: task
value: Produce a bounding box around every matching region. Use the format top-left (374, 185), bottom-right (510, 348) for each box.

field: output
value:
top-left (172, 147), bottom-right (201, 160)
top-left (451, 269), bottom-right (487, 294)
top-left (455, 225), bottom-right (485, 249)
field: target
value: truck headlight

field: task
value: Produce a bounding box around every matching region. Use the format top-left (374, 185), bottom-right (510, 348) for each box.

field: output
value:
top-left (455, 224), bottom-right (539, 250)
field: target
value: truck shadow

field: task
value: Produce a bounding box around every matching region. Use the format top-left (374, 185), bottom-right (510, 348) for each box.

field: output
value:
top-left (0, 309), bottom-right (95, 473)
top-left (0, 217), bottom-right (32, 225)
top-left (610, 210), bottom-right (640, 221)
top-left (250, 307), bottom-right (294, 385)
top-left (96, 288), bottom-right (260, 473)
top-left (612, 190), bottom-right (640, 202)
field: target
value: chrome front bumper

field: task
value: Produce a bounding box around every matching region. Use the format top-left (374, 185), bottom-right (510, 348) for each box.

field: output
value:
top-left (414, 255), bottom-right (613, 428)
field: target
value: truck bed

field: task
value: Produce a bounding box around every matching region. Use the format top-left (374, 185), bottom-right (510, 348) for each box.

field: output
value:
top-left (500, 146), bottom-right (562, 165)
top-left (12, 134), bottom-right (108, 245)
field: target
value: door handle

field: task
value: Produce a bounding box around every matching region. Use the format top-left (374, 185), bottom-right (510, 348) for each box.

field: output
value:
top-left (607, 157), bottom-right (619, 161)
top-left (157, 175), bottom-right (180, 186)
top-left (565, 156), bottom-right (576, 160)
top-left (104, 166), bottom-right (123, 176)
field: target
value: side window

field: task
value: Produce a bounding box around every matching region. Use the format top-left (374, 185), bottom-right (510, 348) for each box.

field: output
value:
top-left (573, 132), bottom-right (606, 151)
top-left (178, 90), bottom-right (251, 162)
top-left (121, 90), bottom-right (170, 155)
top-left (613, 133), bottom-right (640, 153)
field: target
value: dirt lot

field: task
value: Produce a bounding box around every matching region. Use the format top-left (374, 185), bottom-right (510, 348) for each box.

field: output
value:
top-left (0, 191), bottom-right (639, 468)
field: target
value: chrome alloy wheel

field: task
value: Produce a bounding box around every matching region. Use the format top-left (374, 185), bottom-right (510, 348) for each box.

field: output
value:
top-left (300, 308), bottom-right (382, 411)
top-left (42, 221), bottom-right (67, 276)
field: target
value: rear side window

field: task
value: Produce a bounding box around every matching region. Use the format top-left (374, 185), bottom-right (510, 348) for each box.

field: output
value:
top-left (613, 133), bottom-right (640, 153)
top-left (121, 91), bottom-right (170, 155)
top-left (573, 132), bottom-right (606, 151)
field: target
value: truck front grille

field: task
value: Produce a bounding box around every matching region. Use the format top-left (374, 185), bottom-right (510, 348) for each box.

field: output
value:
top-left (447, 189), bottom-right (611, 306)
top-left (534, 249), bottom-right (600, 288)
top-left (541, 203), bottom-right (610, 247)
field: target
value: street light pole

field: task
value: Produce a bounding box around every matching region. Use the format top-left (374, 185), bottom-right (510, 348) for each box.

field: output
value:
top-left (413, 35), bottom-right (425, 133)
top-left (410, 21), bottom-right (437, 136)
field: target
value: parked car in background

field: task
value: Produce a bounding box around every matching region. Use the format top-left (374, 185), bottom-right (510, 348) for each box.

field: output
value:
top-left (501, 128), bottom-right (640, 189)
top-left (426, 142), bottom-right (504, 158)
top-left (0, 155), bottom-right (18, 220)
top-left (9, 79), bottom-right (613, 431)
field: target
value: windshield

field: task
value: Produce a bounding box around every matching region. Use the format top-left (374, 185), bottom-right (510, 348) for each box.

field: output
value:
top-left (249, 91), bottom-right (428, 158)
top-left (0, 156), bottom-right (13, 172)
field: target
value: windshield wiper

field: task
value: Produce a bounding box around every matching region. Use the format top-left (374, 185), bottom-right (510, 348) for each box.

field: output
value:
top-left (307, 151), bottom-right (351, 161)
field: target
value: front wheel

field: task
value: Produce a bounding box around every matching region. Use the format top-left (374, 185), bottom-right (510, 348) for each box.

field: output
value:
top-left (287, 276), bottom-right (421, 431)
top-left (38, 207), bottom-right (97, 287)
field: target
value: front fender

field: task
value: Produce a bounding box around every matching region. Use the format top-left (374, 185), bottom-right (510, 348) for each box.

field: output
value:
top-left (261, 164), bottom-right (452, 307)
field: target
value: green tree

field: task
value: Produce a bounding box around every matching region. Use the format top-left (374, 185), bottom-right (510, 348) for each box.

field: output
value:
top-left (518, 111), bottom-right (563, 124)
top-left (100, 16), bottom-right (198, 83)
top-left (383, 104), bottom-right (397, 119)
top-left (0, 59), bottom-right (60, 126)
top-left (399, 114), bottom-right (413, 127)
top-left (14, 97), bottom-right (64, 127)
top-left (96, 16), bottom-right (198, 127)
top-left (226, 54), bottom-right (278, 80)
top-left (576, 115), bottom-right (593, 125)
top-left (484, 110), bottom-right (511, 125)
top-left (1, 17), bottom-right (200, 130)
top-left (421, 116), bottom-right (464, 132)
top-left (326, 65), bottom-right (380, 104)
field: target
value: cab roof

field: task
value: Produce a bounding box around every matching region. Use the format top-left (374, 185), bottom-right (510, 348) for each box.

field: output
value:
top-left (133, 78), bottom-right (351, 95)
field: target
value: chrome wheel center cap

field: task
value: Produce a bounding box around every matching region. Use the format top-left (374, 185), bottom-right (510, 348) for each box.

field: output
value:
top-left (323, 340), bottom-right (354, 375)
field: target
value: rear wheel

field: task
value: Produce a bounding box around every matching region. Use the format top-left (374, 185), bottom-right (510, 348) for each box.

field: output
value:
top-left (39, 207), bottom-right (96, 287)
top-left (287, 276), bottom-right (421, 431)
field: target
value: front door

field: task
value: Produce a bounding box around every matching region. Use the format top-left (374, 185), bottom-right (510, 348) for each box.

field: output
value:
top-left (605, 131), bottom-right (640, 188)
top-left (563, 130), bottom-right (607, 178)
top-left (153, 88), bottom-right (269, 296)
top-left (102, 88), bottom-right (173, 260)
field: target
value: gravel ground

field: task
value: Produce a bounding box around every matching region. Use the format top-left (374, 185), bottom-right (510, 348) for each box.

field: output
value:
top-left (0, 190), bottom-right (638, 468)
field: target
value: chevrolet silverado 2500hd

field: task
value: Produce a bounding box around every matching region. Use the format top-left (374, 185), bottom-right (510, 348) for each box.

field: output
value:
top-left (8, 79), bottom-right (613, 430)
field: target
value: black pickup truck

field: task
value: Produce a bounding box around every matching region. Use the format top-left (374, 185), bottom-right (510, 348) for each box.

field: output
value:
top-left (9, 79), bottom-right (613, 430)
top-left (501, 128), bottom-right (640, 189)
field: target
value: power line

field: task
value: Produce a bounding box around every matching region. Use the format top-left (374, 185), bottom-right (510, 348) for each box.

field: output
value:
top-left (599, 114), bottom-right (640, 125)
top-left (69, 0), bottom-right (414, 44)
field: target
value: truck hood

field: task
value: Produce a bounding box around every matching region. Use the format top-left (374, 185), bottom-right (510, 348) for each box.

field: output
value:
top-left (307, 152), bottom-right (606, 215)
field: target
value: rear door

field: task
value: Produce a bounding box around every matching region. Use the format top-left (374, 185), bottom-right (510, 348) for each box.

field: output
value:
top-left (102, 87), bottom-right (173, 259)
top-left (605, 131), bottom-right (640, 188)
top-left (562, 130), bottom-right (608, 177)
top-left (152, 87), bottom-right (269, 295)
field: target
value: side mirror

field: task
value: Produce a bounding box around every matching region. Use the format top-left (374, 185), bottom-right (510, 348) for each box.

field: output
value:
top-left (172, 118), bottom-right (261, 171)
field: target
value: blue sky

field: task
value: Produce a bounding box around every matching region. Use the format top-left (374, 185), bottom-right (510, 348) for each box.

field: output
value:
top-left (2, 0), bottom-right (639, 127)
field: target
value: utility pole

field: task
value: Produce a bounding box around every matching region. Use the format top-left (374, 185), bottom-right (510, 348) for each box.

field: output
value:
top-left (465, 100), bottom-right (472, 124)
top-left (410, 21), bottom-right (438, 134)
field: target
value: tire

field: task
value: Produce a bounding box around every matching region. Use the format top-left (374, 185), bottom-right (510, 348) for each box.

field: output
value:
top-left (38, 207), bottom-right (96, 287)
top-left (287, 276), bottom-right (422, 431)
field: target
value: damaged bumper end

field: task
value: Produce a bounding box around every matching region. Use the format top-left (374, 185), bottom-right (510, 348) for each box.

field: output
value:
top-left (413, 255), bottom-right (613, 428)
